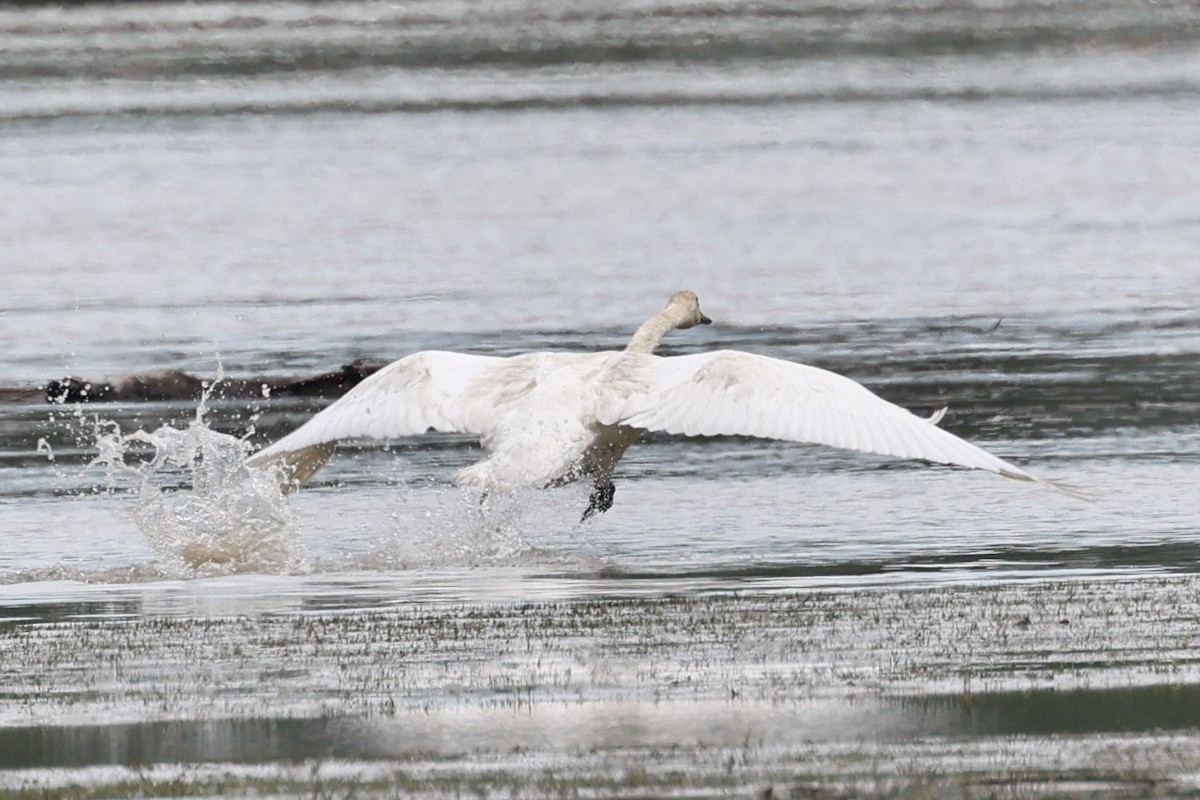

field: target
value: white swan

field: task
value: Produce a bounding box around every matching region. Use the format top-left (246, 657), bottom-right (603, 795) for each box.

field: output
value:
top-left (249, 291), bottom-right (1072, 519)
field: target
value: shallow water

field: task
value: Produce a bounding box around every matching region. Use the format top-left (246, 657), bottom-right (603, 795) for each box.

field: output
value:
top-left (2, 0), bottom-right (1199, 794)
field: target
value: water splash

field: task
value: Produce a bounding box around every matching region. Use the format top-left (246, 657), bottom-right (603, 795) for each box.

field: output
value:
top-left (344, 483), bottom-right (536, 571)
top-left (38, 367), bottom-right (566, 580)
top-left (87, 375), bottom-right (306, 578)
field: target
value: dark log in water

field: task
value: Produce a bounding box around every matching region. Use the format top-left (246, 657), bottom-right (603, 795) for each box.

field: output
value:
top-left (43, 359), bottom-right (384, 404)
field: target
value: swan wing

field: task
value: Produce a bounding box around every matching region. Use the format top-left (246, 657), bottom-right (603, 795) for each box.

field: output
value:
top-left (601, 350), bottom-right (1037, 482)
top-left (247, 351), bottom-right (550, 482)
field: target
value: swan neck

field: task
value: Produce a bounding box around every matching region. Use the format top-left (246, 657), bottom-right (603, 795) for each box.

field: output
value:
top-left (624, 313), bottom-right (674, 354)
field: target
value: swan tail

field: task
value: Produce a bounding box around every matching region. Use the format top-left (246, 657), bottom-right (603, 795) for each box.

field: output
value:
top-left (248, 441), bottom-right (337, 492)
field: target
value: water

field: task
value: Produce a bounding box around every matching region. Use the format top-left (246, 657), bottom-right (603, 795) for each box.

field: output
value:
top-left (1, 0), bottom-right (1199, 794)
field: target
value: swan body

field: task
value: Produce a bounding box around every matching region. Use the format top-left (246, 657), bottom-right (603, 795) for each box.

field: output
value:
top-left (248, 291), bottom-right (1061, 518)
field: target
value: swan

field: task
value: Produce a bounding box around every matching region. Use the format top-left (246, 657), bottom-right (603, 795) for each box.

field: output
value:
top-left (248, 291), bottom-right (1073, 519)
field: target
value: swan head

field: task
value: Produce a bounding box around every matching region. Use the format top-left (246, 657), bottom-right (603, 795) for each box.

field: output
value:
top-left (667, 290), bottom-right (712, 329)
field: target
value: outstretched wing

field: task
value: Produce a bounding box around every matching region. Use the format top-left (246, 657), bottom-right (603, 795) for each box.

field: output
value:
top-left (601, 350), bottom-right (1036, 482)
top-left (247, 350), bottom-right (517, 485)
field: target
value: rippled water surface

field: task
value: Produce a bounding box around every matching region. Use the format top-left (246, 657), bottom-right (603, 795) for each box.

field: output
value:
top-left (1, 0), bottom-right (1199, 794)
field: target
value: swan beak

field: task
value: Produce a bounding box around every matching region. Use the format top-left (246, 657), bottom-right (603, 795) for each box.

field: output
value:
top-left (699, 313), bottom-right (713, 325)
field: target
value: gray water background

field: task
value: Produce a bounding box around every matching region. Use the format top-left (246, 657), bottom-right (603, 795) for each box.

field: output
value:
top-left (4, 0), bottom-right (1200, 785)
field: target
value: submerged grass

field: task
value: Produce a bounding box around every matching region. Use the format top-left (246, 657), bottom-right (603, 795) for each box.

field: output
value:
top-left (4, 575), bottom-right (1200, 796)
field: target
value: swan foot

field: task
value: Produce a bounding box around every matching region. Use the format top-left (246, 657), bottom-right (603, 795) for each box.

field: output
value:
top-left (581, 480), bottom-right (615, 522)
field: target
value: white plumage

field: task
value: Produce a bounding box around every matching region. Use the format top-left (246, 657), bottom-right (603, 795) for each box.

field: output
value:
top-left (597, 350), bottom-right (1031, 481)
top-left (249, 291), bottom-right (1073, 518)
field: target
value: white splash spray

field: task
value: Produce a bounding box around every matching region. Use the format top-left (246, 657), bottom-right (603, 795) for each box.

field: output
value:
top-left (88, 372), bottom-right (306, 577)
top-left (363, 483), bottom-right (534, 569)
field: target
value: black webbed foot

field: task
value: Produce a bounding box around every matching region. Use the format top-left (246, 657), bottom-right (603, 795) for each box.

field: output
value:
top-left (581, 480), bottom-right (616, 522)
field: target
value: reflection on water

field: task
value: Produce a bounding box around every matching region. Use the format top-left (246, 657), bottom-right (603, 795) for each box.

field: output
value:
top-left (0, 704), bottom-right (887, 769)
top-left (922, 685), bottom-right (1200, 738)
top-left (7, 684), bottom-right (1200, 770)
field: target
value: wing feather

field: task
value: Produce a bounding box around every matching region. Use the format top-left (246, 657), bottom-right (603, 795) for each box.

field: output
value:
top-left (247, 351), bottom-right (556, 484)
top-left (603, 350), bottom-right (1039, 482)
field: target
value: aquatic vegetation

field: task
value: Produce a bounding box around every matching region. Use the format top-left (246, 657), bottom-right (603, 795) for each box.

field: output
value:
top-left (4, 577), bottom-right (1200, 796)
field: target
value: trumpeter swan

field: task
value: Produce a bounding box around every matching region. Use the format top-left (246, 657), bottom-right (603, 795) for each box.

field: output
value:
top-left (249, 290), bottom-right (1074, 519)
